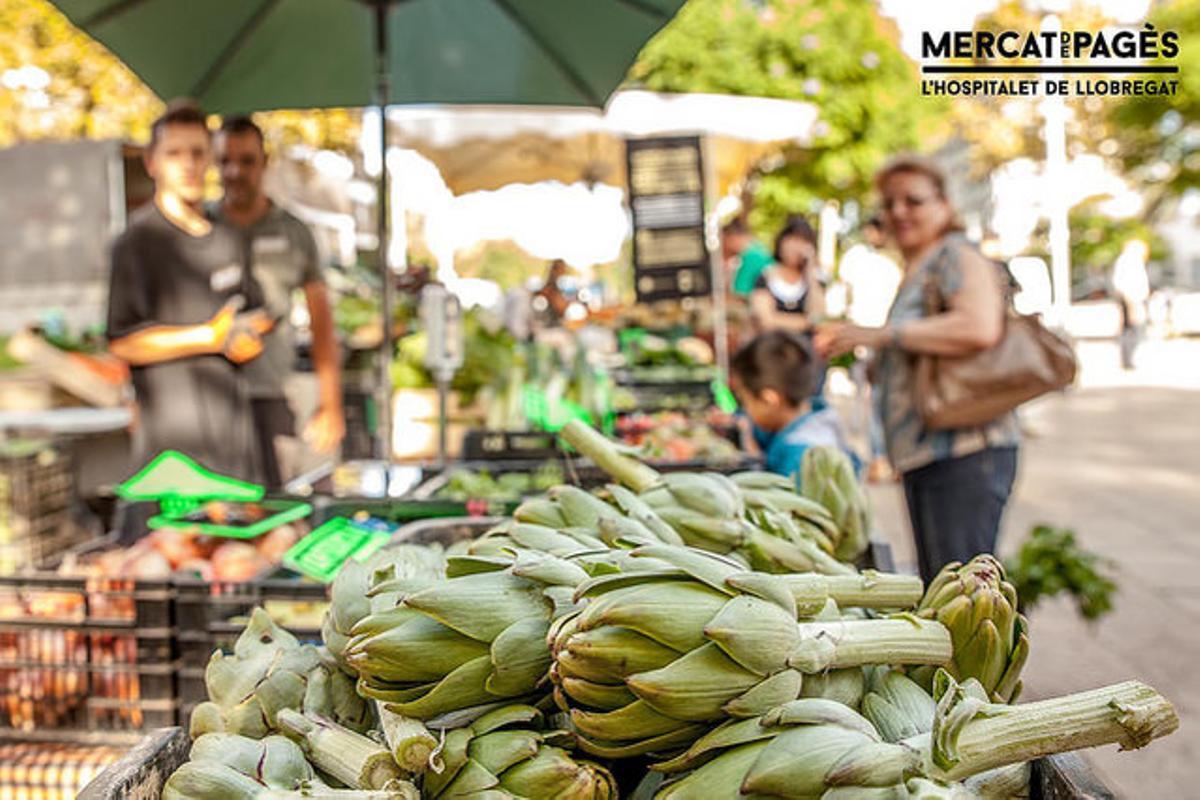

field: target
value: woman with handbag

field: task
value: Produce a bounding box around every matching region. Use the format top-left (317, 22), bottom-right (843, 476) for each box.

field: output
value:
top-left (815, 156), bottom-right (1022, 583)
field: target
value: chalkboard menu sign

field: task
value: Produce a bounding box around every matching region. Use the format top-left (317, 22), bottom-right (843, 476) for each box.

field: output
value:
top-left (626, 136), bottom-right (711, 303)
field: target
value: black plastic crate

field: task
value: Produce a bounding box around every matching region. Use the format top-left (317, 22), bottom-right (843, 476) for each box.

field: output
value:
top-left (0, 545), bottom-right (177, 742)
top-left (0, 443), bottom-right (85, 574)
top-left (173, 571), bottom-right (328, 666)
top-left (462, 429), bottom-right (560, 461)
top-left (308, 496), bottom-right (478, 527)
top-left (0, 442), bottom-right (73, 520)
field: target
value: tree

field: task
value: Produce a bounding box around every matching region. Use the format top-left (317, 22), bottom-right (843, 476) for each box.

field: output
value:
top-left (0, 0), bottom-right (361, 153)
top-left (628, 0), bottom-right (935, 237)
top-left (454, 240), bottom-right (547, 289)
top-left (1106, 0), bottom-right (1199, 218)
top-left (0, 0), bottom-right (161, 146)
top-left (1027, 201), bottom-right (1166, 287)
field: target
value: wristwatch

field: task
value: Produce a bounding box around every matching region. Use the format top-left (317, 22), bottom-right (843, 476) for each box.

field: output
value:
top-left (889, 324), bottom-right (904, 349)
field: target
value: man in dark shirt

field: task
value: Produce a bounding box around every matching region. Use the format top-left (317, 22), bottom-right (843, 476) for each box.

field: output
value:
top-left (212, 116), bottom-right (344, 488)
top-left (107, 102), bottom-right (272, 480)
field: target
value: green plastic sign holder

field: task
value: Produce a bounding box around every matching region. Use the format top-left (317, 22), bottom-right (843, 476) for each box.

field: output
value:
top-left (148, 498), bottom-right (313, 540)
top-left (116, 450), bottom-right (263, 516)
top-left (283, 517), bottom-right (393, 583)
top-left (711, 379), bottom-right (739, 414)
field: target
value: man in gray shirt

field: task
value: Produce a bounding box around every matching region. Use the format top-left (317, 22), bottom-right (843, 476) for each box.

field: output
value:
top-left (213, 116), bottom-right (344, 487)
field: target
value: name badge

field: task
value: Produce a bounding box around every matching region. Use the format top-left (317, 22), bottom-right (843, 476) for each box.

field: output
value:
top-left (253, 235), bottom-right (290, 255)
top-left (211, 263), bottom-right (244, 293)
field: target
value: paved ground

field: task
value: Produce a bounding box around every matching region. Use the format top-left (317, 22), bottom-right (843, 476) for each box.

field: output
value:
top-left (865, 336), bottom-right (1200, 799)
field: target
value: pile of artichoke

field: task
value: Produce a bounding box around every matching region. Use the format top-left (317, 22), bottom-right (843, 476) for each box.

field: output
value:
top-left (160, 421), bottom-right (1177, 799)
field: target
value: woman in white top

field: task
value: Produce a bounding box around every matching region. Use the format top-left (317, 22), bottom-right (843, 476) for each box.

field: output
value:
top-left (750, 215), bottom-right (826, 335)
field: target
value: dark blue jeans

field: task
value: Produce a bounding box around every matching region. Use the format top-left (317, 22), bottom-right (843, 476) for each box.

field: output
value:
top-left (902, 446), bottom-right (1018, 584)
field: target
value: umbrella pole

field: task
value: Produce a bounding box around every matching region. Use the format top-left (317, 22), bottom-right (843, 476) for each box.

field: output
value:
top-left (373, 1), bottom-right (393, 467)
top-left (703, 136), bottom-right (730, 379)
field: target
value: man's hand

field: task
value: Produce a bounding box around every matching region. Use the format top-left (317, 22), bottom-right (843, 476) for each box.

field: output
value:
top-left (223, 328), bottom-right (264, 363)
top-left (208, 302), bottom-right (275, 364)
top-left (303, 404), bottom-right (345, 454)
top-left (241, 309), bottom-right (276, 337)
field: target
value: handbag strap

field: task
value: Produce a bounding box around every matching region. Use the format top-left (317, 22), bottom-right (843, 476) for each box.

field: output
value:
top-left (921, 240), bottom-right (1016, 318)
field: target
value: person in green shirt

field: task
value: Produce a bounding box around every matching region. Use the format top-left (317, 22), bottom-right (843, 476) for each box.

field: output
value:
top-left (722, 218), bottom-right (774, 296)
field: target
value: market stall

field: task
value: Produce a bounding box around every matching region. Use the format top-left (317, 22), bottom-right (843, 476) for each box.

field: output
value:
top-left (56, 420), bottom-right (1177, 799)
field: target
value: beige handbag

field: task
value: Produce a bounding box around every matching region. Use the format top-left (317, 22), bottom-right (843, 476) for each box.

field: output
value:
top-left (915, 264), bottom-right (1077, 430)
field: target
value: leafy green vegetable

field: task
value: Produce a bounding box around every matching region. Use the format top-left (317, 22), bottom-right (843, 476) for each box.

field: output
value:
top-left (1005, 525), bottom-right (1118, 622)
top-left (434, 464), bottom-right (565, 502)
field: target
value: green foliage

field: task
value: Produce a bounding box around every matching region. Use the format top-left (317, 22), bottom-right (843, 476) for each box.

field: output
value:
top-left (630, 0), bottom-right (932, 236)
top-left (1, 1), bottom-right (360, 152)
top-left (435, 464), bottom-right (564, 502)
top-left (1066, 204), bottom-right (1167, 282)
top-left (455, 241), bottom-right (546, 289)
top-left (1106, 0), bottom-right (1200, 215)
top-left (1005, 525), bottom-right (1117, 622)
top-left (1026, 203), bottom-right (1167, 286)
top-left (0, 337), bottom-right (22, 371)
top-left (390, 307), bottom-right (517, 404)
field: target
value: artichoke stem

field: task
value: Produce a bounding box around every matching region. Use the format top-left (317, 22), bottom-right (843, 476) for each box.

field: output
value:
top-left (787, 573), bottom-right (925, 612)
top-left (276, 709), bottom-right (404, 790)
top-left (376, 702), bottom-right (437, 774)
top-left (908, 680), bottom-right (1179, 782)
top-left (560, 419), bottom-right (662, 493)
top-left (794, 618), bottom-right (953, 670)
top-left (258, 789), bottom-right (419, 800)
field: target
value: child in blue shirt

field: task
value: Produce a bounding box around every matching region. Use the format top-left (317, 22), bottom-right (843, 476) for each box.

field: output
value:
top-left (730, 331), bottom-right (858, 483)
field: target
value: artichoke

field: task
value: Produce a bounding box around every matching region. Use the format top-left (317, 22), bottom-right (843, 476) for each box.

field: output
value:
top-left (343, 561), bottom-right (574, 721)
top-left (799, 445), bottom-right (873, 562)
top-left (732, 471), bottom-right (841, 554)
top-left (466, 520), bottom-right (611, 560)
top-left (558, 420), bottom-right (857, 574)
top-left (163, 733), bottom-right (314, 799)
top-left (641, 472), bottom-right (855, 575)
top-left (190, 609), bottom-right (371, 739)
top-left (651, 671), bottom-right (1179, 799)
top-left (515, 484), bottom-right (682, 545)
top-left (909, 556), bottom-right (1030, 703)
top-left (162, 761), bottom-right (274, 800)
top-left (422, 704), bottom-right (617, 799)
top-left (549, 546), bottom-right (952, 757)
top-left (321, 548), bottom-right (445, 775)
top-left (863, 667), bottom-right (938, 743)
top-left (652, 698), bottom-right (922, 799)
top-left (322, 544), bottom-right (446, 669)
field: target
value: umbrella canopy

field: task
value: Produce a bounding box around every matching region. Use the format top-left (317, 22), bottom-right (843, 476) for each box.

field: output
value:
top-left (50, 0), bottom-right (685, 462)
top-left (389, 90), bottom-right (820, 195)
top-left (50, 0), bottom-right (684, 112)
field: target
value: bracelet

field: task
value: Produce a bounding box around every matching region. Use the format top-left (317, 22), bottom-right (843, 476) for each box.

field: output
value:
top-left (889, 324), bottom-right (904, 349)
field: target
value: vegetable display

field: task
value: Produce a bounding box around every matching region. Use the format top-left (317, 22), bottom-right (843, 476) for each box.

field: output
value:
top-left (159, 421), bottom-right (1177, 799)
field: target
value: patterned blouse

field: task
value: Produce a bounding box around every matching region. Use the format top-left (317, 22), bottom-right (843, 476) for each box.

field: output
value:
top-left (875, 234), bottom-right (1020, 474)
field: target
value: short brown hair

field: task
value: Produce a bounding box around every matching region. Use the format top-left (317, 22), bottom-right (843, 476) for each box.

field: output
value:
top-left (219, 114), bottom-right (265, 147)
top-left (875, 154), bottom-right (964, 234)
top-left (731, 331), bottom-right (816, 407)
top-left (149, 99), bottom-right (209, 151)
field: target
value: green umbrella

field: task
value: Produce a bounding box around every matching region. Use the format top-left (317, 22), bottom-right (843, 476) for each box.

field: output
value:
top-left (52, 0), bottom-right (684, 456)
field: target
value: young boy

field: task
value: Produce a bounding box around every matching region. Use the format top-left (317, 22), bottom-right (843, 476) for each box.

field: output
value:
top-left (730, 331), bottom-right (857, 482)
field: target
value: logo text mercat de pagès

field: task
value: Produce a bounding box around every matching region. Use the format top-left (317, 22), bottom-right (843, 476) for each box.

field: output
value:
top-left (923, 25), bottom-right (1178, 61)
